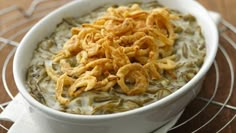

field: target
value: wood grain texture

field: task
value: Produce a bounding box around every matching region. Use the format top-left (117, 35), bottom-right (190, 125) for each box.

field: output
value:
top-left (0, 0), bottom-right (235, 133)
top-left (198, 0), bottom-right (236, 25)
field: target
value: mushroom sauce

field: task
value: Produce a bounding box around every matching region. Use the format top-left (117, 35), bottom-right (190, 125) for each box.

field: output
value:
top-left (26, 1), bottom-right (205, 115)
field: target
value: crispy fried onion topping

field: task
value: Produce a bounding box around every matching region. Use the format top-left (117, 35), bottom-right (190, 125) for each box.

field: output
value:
top-left (48, 4), bottom-right (177, 105)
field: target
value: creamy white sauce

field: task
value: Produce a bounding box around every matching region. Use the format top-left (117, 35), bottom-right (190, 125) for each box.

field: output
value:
top-left (26, 1), bottom-right (205, 115)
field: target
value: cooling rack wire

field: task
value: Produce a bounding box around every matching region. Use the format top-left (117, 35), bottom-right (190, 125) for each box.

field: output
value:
top-left (0, 0), bottom-right (235, 132)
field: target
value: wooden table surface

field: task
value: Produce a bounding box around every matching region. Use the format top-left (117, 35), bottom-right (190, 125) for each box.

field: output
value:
top-left (0, 0), bottom-right (235, 133)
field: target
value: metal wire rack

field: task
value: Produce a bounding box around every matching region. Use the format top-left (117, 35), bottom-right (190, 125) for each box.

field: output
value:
top-left (0, 0), bottom-right (235, 132)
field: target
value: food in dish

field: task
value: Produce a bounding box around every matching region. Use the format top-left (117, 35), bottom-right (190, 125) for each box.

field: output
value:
top-left (26, 1), bottom-right (205, 115)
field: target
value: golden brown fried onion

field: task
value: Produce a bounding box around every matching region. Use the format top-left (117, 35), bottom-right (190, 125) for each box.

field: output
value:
top-left (48, 4), bottom-right (177, 105)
